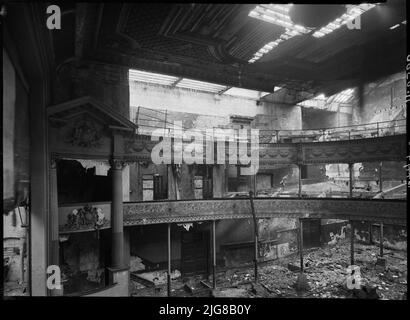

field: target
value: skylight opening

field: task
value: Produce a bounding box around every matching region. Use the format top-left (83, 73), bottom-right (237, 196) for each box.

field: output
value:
top-left (223, 87), bottom-right (270, 100)
top-left (299, 89), bottom-right (354, 109)
top-left (248, 4), bottom-right (311, 63)
top-left (331, 88), bottom-right (354, 103)
top-left (129, 69), bottom-right (179, 86)
top-left (175, 78), bottom-right (227, 93)
top-left (129, 69), bottom-right (271, 99)
top-left (248, 3), bottom-right (377, 63)
top-left (312, 4), bottom-right (376, 38)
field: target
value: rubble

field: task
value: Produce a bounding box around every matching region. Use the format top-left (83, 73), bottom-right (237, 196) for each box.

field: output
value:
top-left (130, 240), bottom-right (407, 299)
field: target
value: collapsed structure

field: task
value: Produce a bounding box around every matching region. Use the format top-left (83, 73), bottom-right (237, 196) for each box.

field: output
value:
top-left (3, 2), bottom-right (407, 298)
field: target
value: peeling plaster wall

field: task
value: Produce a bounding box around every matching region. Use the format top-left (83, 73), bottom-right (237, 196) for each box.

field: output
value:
top-left (255, 103), bottom-right (302, 130)
top-left (353, 72), bottom-right (406, 125)
top-left (302, 108), bottom-right (352, 130)
top-left (129, 81), bottom-right (303, 133)
top-left (217, 218), bottom-right (299, 267)
top-left (129, 163), bottom-right (168, 201)
top-left (130, 81), bottom-right (298, 120)
top-left (354, 222), bottom-right (407, 251)
top-left (321, 219), bottom-right (348, 245)
top-left (3, 207), bottom-right (28, 282)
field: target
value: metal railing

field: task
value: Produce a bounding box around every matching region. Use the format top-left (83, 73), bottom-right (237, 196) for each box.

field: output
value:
top-left (133, 106), bottom-right (406, 143)
top-left (258, 119), bottom-right (406, 143)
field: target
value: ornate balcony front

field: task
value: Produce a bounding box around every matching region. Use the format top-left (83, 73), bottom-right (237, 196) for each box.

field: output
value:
top-left (123, 198), bottom-right (406, 226)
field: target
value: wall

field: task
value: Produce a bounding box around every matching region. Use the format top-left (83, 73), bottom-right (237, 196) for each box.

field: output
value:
top-left (129, 81), bottom-right (302, 129)
top-left (131, 81), bottom-right (262, 118)
top-left (3, 207), bottom-right (28, 283)
top-left (3, 48), bottom-right (30, 288)
top-left (56, 62), bottom-right (130, 118)
top-left (354, 222), bottom-right (407, 251)
top-left (3, 49), bottom-right (16, 203)
top-left (130, 163), bottom-right (168, 201)
top-left (302, 108), bottom-right (352, 130)
top-left (354, 72), bottom-right (406, 125)
top-left (254, 104), bottom-right (302, 131)
top-left (3, 49), bottom-right (30, 212)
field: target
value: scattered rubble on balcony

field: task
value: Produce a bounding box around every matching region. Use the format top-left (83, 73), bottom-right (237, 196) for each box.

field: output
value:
top-left (130, 240), bottom-right (407, 299)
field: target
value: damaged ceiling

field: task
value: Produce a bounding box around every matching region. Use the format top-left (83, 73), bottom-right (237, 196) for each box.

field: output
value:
top-left (49, 1), bottom-right (406, 103)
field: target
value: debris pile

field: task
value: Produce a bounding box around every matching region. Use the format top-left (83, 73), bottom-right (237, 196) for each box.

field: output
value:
top-left (131, 241), bottom-right (407, 299)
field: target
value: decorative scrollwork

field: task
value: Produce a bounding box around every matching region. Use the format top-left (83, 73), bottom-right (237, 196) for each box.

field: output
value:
top-left (66, 118), bottom-right (102, 148)
top-left (64, 204), bottom-right (107, 231)
top-left (110, 159), bottom-right (127, 170)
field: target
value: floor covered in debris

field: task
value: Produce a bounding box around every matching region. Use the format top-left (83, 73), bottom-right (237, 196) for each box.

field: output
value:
top-left (130, 240), bottom-right (407, 299)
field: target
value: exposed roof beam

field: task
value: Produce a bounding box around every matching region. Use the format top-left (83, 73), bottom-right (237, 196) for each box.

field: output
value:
top-left (218, 86), bottom-right (232, 95)
top-left (170, 77), bottom-right (183, 87)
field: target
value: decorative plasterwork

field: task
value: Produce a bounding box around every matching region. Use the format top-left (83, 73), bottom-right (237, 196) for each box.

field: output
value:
top-left (120, 134), bottom-right (405, 165)
top-left (123, 198), bottom-right (406, 226)
top-left (60, 204), bottom-right (110, 233)
top-left (301, 135), bottom-right (406, 164)
top-left (47, 96), bottom-right (137, 131)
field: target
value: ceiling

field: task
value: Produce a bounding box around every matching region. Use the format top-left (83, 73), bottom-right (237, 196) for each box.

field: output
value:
top-left (49, 1), bottom-right (407, 103)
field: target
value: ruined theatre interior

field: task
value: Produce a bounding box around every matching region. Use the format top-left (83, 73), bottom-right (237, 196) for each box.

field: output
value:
top-left (2, 1), bottom-right (408, 299)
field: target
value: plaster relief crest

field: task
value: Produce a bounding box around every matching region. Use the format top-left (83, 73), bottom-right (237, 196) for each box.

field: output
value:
top-left (66, 117), bottom-right (102, 148)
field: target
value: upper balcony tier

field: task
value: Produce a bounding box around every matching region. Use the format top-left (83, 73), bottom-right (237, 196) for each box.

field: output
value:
top-left (122, 198), bottom-right (406, 226)
top-left (58, 198), bottom-right (406, 234)
top-left (48, 98), bottom-right (406, 165)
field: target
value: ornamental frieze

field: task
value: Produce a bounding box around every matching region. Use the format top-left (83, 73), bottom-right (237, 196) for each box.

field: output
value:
top-left (121, 134), bottom-right (405, 165)
top-left (302, 135), bottom-right (406, 164)
top-left (60, 204), bottom-right (110, 233)
top-left (123, 199), bottom-right (406, 226)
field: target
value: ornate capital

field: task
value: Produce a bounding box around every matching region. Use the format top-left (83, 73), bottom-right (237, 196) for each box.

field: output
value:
top-left (50, 156), bottom-right (60, 169)
top-left (110, 158), bottom-right (126, 170)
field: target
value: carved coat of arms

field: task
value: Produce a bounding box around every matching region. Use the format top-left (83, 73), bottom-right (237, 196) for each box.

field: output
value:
top-left (66, 118), bottom-right (102, 148)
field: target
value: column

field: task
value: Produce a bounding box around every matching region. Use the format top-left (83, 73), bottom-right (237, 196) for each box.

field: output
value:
top-left (348, 163), bottom-right (353, 198)
top-left (49, 158), bottom-right (62, 296)
top-left (212, 165), bottom-right (224, 198)
top-left (298, 165), bottom-right (302, 198)
top-left (167, 223), bottom-right (172, 296)
top-left (212, 220), bottom-right (217, 289)
top-left (299, 219), bottom-right (304, 272)
top-left (248, 191), bottom-right (258, 282)
top-left (379, 162), bottom-right (383, 193)
top-left (350, 220), bottom-right (355, 265)
top-left (379, 222), bottom-right (384, 257)
top-left (30, 81), bottom-right (49, 296)
top-left (167, 165), bottom-right (180, 200)
top-left (110, 159), bottom-right (125, 269)
top-left (49, 158), bottom-right (59, 267)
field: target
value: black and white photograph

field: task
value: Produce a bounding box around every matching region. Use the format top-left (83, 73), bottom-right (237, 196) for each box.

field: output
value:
top-left (1, 0), bottom-right (408, 313)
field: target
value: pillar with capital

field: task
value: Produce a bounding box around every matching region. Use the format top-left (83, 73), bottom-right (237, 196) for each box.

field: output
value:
top-left (110, 159), bottom-right (125, 269)
top-left (49, 157), bottom-right (62, 296)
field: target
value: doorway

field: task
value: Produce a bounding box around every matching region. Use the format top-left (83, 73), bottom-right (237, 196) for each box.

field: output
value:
top-left (302, 219), bottom-right (321, 249)
top-left (180, 229), bottom-right (209, 276)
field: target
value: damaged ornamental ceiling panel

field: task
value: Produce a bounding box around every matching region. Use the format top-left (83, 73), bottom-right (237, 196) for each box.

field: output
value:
top-left (50, 2), bottom-right (406, 97)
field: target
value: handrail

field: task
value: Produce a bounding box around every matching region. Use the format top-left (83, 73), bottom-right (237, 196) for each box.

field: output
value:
top-left (263, 118), bottom-right (405, 132)
top-left (134, 107), bottom-right (406, 143)
top-left (123, 198), bottom-right (407, 226)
